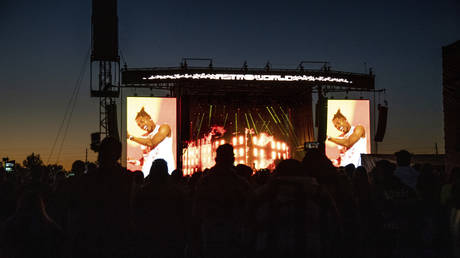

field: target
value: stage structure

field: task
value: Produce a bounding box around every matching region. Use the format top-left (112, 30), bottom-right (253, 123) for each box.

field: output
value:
top-left (120, 60), bottom-right (380, 174)
top-left (89, 0), bottom-right (121, 152)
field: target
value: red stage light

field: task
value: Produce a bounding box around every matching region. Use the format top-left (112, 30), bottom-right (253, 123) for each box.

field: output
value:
top-left (182, 130), bottom-right (289, 174)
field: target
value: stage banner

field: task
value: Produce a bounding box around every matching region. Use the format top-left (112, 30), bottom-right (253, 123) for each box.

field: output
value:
top-left (126, 97), bottom-right (177, 175)
top-left (326, 99), bottom-right (371, 167)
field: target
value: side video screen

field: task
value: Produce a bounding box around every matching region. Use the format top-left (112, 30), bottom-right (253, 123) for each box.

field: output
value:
top-left (126, 97), bottom-right (177, 176)
top-left (326, 99), bottom-right (371, 167)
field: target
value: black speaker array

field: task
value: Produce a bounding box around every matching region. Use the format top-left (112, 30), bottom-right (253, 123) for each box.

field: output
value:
top-left (316, 96), bottom-right (328, 144)
top-left (374, 104), bottom-right (388, 142)
top-left (106, 103), bottom-right (119, 140)
top-left (92, 0), bottom-right (118, 61)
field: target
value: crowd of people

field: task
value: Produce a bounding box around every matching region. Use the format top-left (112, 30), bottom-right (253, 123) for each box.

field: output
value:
top-left (0, 137), bottom-right (459, 258)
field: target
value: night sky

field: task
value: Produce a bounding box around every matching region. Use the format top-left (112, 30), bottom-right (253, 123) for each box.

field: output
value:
top-left (1, 0), bottom-right (458, 169)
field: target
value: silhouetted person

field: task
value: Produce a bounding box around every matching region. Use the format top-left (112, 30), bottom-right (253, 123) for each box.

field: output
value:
top-left (47, 171), bottom-right (69, 232)
top-left (352, 166), bottom-right (375, 257)
top-left (416, 163), bottom-right (442, 257)
top-left (235, 164), bottom-right (252, 181)
top-left (171, 169), bottom-right (184, 186)
top-left (0, 169), bottom-right (16, 222)
top-left (253, 159), bottom-right (341, 258)
top-left (71, 137), bottom-right (132, 257)
top-left (133, 159), bottom-right (186, 258)
top-left (394, 150), bottom-right (419, 190)
top-left (193, 144), bottom-right (252, 258)
top-left (71, 160), bottom-right (85, 177)
top-left (374, 159), bottom-right (420, 258)
top-left (0, 190), bottom-right (66, 258)
top-left (344, 163), bottom-right (356, 181)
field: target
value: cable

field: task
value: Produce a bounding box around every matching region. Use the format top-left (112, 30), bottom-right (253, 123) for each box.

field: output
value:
top-left (49, 47), bottom-right (90, 164)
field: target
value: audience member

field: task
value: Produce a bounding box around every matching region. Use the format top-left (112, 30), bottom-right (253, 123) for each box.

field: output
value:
top-left (193, 144), bottom-right (252, 258)
top-left (394, 150), bottom-right (420, 190)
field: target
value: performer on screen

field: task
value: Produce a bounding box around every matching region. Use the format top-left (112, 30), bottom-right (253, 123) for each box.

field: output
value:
top-left (127, 107), bottom-right (175, 175)
top-left (327, 109), bottom-right (366, 167)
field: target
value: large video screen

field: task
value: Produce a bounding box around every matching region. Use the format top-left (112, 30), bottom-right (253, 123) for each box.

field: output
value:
top-left (126, 97), bottom-right (177, 176)
top-left (326, 99), bottom-right (371, 167)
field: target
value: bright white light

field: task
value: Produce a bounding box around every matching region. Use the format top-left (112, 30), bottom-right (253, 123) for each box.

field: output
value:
top-left (252, 136), bottom-right (257, 145)
top-left (272, 151), bottom-right (276, 158)
top-left (254, 148), bottom-right (258, 157)
top-left (239, 148), bottom-right (244, 156)
top-left (143, 73), bottom-right (353, 83)
top-left (277, 142), bottom-right (281, 150)
top-left (239, 136), bottom-right (244, 145)
top-left (220, 139), bottom-right (225, 145)
top-left (282, 143), bottom-right (286, 151)
top-left (233, 137), bottom-right (237, 146)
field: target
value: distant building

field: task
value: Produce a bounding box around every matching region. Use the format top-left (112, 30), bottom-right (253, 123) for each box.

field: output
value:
top-left (442, 40), bottom-right (460, 173)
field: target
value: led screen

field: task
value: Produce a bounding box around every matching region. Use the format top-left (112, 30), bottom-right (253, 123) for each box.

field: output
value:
top-left (181, 102), bottom-right (304, 175)
top-left (126, 97), bottom-right (177, 176)
top-left (326, 99), bottom-right (371, 167)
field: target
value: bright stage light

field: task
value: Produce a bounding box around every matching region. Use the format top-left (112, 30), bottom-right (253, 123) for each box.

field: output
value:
top-left (143, 73), bottom-right (353, 84)
top-left (183, 128), bottom-right (290, 174)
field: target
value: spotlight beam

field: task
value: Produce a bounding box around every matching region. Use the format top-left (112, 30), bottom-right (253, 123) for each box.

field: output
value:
top-left (249, 113), bottom-right (258, 134)
top-left (258, 113), bottom-right (272, 135)
top-left (208, 105), bottom-right (213, 127)
top-left (223, 113), bottom-right (228, 128)
top-left (279, 106), bottom-right (299, 145)
top-left (235, 112), bottom-right (238, 134)
top-left (197, 112), bottom-right (205, 138)
top-left (245, 113), bottom-right (251, 132)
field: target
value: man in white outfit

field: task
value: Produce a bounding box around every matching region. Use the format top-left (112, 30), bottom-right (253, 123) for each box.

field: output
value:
top-left (327, 109), bottom-right (367, 167)
top-left (127, 107), bottom-right (175, 176)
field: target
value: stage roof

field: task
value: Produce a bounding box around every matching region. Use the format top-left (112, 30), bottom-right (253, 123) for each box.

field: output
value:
top-left (121, 67), bottom-right (375, 95)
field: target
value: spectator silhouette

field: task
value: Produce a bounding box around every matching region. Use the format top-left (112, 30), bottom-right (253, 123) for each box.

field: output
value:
top-left (0, 189), bottom-right (66, 258)
top-left (416, 163), bottom-right (442, 257)
top-left (374, 159), bottom-right (420, 258)
top-left (71, 137), bottom-right (132, 257)
top-left (253, 159), bottom-right (341, 258)
top-left (133, 159), bottom-right (186, 258)
top-left (394, 150), bottom-right (419, 190)
top-left (71, 160), bottom-right (85, 177)
top-left (193, 144), bottom-right (252, 258)
top-left (235, 164), bottom-right (253, 182)
top-left (344, 163), bottom-right (356, 181)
